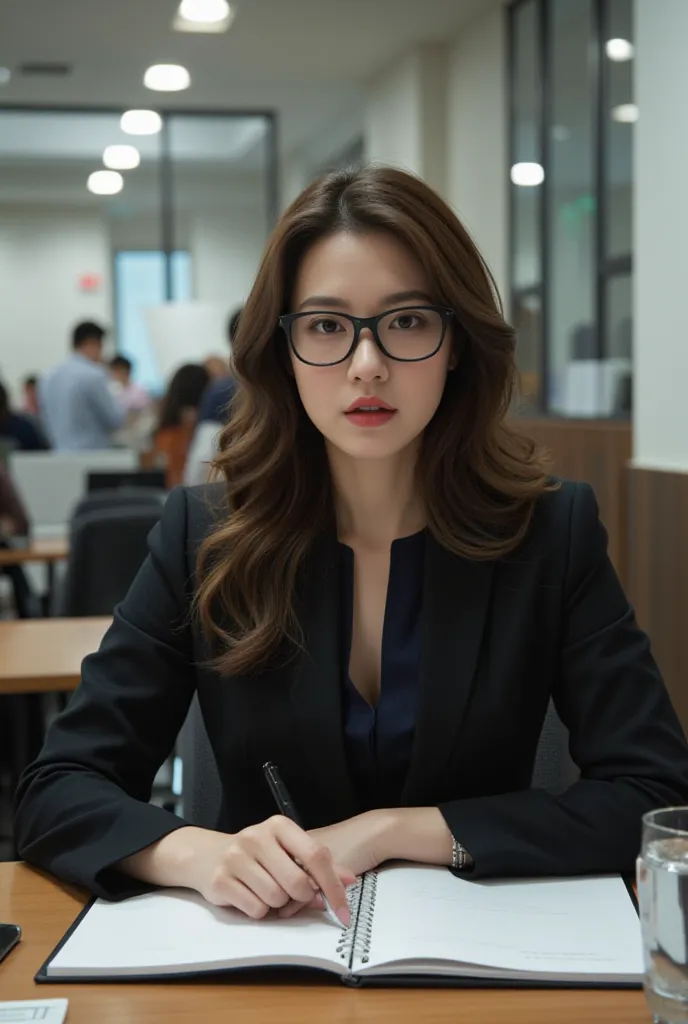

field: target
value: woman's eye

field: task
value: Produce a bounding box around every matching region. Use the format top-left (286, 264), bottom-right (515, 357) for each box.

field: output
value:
top-left (392, 314), bottom-right (421, 329)
top-left (311, 318), bottom-right (342, 333)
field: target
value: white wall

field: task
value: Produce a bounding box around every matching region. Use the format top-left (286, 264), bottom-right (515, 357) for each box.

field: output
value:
top-left (446, 4), bottom-right (508, 308)
top-left (633, 0), bottom-right (688, 470)
top-left (190, 208), bottom-right (266, 314)
top-left (361, 6), bottom-right (507, 309)
top-left (0, 206), bottom-right (112, 399)
top-left (365, 46), bottom-right (447, 195)
top-left (365, 58), bottom-right (423, 175)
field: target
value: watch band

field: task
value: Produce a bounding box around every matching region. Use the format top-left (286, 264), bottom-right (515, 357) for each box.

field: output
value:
top-left (451, 836), bottom-right (469, 871)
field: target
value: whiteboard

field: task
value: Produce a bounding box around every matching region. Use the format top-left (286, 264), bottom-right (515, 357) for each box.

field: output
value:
top-left (143, 301), bottom-right (230, 380)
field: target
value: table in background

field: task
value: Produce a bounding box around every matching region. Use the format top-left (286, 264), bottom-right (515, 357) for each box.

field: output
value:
top-left (0, 537), bottom-right (69, 612)
top-left (0, 863), bottom-right (650, 1024)
top-left (0, 617), bottom-right (111, 787)
top-left (0, 616), bottom-right (111, 695)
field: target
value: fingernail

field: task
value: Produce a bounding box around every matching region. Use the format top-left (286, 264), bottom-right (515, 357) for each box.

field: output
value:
top-left (337, 904), bottom-right (351, 927)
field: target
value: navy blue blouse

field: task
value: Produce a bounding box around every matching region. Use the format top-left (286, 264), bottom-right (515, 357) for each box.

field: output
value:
top-left (339, 531), bottom-right (426, 810)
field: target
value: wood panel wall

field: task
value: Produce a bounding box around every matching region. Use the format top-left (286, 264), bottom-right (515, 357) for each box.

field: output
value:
top-left (514, 418), bottom-right (632, 584)
top-left (627, 467), bottom-right (688, 730)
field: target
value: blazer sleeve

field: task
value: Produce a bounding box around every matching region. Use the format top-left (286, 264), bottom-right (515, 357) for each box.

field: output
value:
top-left (439, 483), bottom-right (688, 878)
top-left (13, 487), bottom-right (198, 900)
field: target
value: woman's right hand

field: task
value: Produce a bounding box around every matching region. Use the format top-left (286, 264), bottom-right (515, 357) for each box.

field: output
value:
top-left (179, 818), bottom-right (355, 925)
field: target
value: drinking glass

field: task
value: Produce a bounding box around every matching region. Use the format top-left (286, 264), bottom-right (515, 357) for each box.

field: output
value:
top-left (638, 808), bottom-right (688, 1023)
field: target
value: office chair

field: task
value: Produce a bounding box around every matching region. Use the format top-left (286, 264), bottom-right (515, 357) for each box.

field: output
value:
top-left (71, 487), bottom-right (166, 521)
top-left (531, 700), bottom-right (580, 792)
top-left (57, 505), bottom-right (162, 616)
top-left (178, 697), bottom-right (580, 830)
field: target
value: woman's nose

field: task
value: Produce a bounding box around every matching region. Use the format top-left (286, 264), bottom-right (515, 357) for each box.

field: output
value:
top-left (347, 330), bottom-right (389, 381)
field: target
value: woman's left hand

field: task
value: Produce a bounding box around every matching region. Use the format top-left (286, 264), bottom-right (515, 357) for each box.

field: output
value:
top-left (277, 809), bottom-right (394, 919)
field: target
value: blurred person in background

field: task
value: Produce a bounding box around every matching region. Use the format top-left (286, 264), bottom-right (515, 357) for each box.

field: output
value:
top-left (109, 355), bottom-right (151, 414)
top-left (0, 380), bottom-right (48, 451)
top-left (0, 463), bottom-right (39, 617)
top-left (203, 355), bottom-right (229, 380)
top-left (39, 321), bottom-right (125, 451)
top-left (185, 308), bottom-right (242, 486)
top-left (153, 363), bottom-right (210, 487)
top-left (20, 374), bottom-right (49, 446)
top-left (22, 375), bottom-right (40, 417)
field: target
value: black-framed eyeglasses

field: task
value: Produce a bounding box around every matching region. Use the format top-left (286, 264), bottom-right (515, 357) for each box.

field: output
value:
top-left (278, 305), bottom-right (454, 366)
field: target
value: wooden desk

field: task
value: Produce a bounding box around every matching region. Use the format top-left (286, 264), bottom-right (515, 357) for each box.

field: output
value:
top-left (0, 617), bottom-right (111, 694)
top-left (0, 537), bottom-right (69, 612)
top-left (0, 538), bottom-right (69, 567)
top-left (0, 863), bottom-right (650, 1023)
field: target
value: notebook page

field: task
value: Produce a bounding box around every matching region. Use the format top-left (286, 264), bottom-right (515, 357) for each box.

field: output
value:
top-left (48, 888), bottom-right (346, 978)
top-left (356, 864), bottom-right (643, 978)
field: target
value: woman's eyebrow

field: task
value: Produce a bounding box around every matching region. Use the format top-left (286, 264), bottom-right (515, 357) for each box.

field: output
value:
top-left (296, 289), bottom-right (434, 311)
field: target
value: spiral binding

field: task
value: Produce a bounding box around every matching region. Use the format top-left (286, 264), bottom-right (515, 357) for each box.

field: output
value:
top-left (335, 870), bottom-right (378, 968)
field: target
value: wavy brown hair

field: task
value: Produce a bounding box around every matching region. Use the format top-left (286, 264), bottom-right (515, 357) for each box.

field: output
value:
top-left (195, 165), bottom-right (553, 675)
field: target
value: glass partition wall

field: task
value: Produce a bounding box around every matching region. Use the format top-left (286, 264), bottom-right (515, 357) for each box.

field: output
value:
top-left (508, 0), bottom-right (634, 417)
top-left (0, 108), bottom-right (276, 398)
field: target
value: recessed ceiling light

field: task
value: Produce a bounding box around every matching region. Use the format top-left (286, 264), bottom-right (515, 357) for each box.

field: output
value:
top-left (510, 162), bottom-right (545, 186)
top-left (606, 38), bottom-right (635, 62)
top-left (103, 145), bottom-right (140, 170)
top-left (0, 67), bottom-right (10, 86)
top-left (143, 64), bottom-right (191, 92)
top-left (120, 109), bottom-right (162, 135)
top-left (87, 170), bottom-right (124, 196)
top-left (612, 103), bottom-right (639, 123)
top-left (174, 0), bottom-right (234, 32)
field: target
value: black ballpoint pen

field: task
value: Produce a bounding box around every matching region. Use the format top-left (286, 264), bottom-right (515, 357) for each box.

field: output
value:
top-left (262, 761), bottom-right (345, 927)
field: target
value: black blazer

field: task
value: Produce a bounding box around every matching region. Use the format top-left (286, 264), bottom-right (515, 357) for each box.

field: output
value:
top-left (14, 481), bottom-right (688, 900)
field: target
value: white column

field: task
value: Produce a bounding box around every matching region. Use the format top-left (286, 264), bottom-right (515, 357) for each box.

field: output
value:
top-left (634, 0), bottom-right (688, 470)
top-left (446, 5), bottom-right (508, 306)
top-left (364, 45), bottom-right (447, 194)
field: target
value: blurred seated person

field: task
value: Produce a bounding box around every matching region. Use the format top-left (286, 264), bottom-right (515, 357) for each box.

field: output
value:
top-left (0, 464), bottom-right (39, 617)
top-left (20, 373), bottom-right (50, 445)
top-left (203, 355), bottom-right (229, 380)
top-left (0, 380), bottom-right (48, 451)
top-left (40, 321), bottom-right (125, 451)
top-left (22, 375), bottom-right (40, 416)
top-left (185, 308), bottom-right (242, 486)
top-left (153, 363), bottom-right (210, 488)
top-left (109, 355), bottom-right (151, 414)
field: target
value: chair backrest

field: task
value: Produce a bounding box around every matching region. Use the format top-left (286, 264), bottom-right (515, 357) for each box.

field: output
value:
top-left (178, 694), bottom-right (223, 829)
top-left (58, 505), bottom-right (162, 616)
top-left (9, 450), bottom-right (137, 534)
top-left (531, 700), bottom-right (580, 792)
top-left (71, 487), bottom-right (166, 520)
top-left (86, 469), bottom-right (167, 493)
top-left (179, 697), bottom-right (580, 830)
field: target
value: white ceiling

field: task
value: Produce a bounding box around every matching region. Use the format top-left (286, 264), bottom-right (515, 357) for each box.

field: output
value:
top-left (0, 0), bottom-right (492, 157)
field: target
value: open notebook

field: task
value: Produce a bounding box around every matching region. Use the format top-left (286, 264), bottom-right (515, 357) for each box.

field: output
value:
top-left (37, 864), bottom-right (643, 987)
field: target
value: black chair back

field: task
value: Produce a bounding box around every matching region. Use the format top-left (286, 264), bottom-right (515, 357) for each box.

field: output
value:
top-left (58, 505), bottom-right (162, 616)
top-left (179, 697), bottom-right (580, 830)
top-left (71, 487), bottom-right (166, 521)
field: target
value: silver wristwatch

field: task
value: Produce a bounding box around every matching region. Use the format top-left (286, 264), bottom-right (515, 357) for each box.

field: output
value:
top-left (451, 836), bottom-right (470, 871)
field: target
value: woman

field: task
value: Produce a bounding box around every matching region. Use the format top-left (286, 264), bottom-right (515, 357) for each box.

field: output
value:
top-left (14, 167), bottom-right (688, 927)
top-left (153, 363), bottom-right (210, 487)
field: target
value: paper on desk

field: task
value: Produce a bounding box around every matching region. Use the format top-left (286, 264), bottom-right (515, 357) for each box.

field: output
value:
top-left (0, 999), bottom-right (68, 1023)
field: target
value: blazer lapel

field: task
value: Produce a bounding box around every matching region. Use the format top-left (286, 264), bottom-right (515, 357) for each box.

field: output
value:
top-left (402, 534), bottom-right (495, 803)
top-left (289, 531), bottom-right (359, 824)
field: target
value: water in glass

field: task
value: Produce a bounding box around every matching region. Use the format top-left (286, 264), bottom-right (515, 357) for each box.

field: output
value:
top-left (639, 809), bottom-right (688, 1023)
